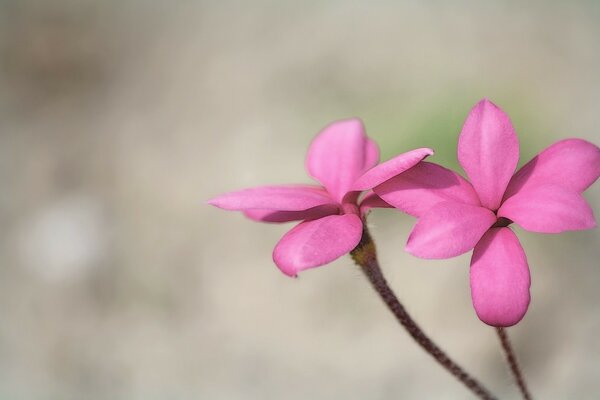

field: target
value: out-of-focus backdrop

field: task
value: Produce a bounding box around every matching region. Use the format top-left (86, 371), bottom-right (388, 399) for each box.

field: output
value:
top-left (1, 1), bottom-right (599, 399)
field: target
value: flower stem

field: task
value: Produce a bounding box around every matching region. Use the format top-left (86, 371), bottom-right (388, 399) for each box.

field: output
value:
top-left (496, 327), bottom-right (532, 400)
top-left (350, 227), bottom-right (497, 400)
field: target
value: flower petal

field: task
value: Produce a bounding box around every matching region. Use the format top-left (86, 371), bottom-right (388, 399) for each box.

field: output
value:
top-left (365, 138), bottom-right (380, 171)
top-left (306, 119), bottom-right (373, 202)
top-left (498, 184), bottom-right (596, 233)
top-left (359, 191), bottom-right (393, 216)
top-left (273, 214), bottom-right (363, 276)
top-left (504, 138), bottom-right (600, 199)
top-left (470, 227), bottom-right (531, 327)
top-left (351, 148), bottom-right (434, 191)
top-left (406, 201), bottom-right (496, 259)
top-left (243, 204), bottom-right (340, 223)
top-left (208, 185), bottom-right (336, 211)
top-left (374, 162), bottom-right (480, 217)
top-left (458, 99), bottom-right (519, 210)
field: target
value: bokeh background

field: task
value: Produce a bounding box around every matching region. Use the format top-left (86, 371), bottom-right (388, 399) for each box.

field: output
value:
top-left (1, 1), bottom-right (599, 399)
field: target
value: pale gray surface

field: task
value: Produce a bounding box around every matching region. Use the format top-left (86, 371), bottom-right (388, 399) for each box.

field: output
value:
top-left (0, 1), bottom-right (599, 399)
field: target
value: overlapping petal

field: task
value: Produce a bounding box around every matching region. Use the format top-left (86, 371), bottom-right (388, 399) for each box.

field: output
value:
top-left (272, 214), bottom-right (363, 276)
top-left (374, 162), bottom-right (480, 217)
top-left (406, 201), bottom-right (496, 259)
top-left (498, 184), bottom-right (596, 233)
top-left (504, 138), bottom-right (600, 199)
top-left (243, 204), bottom-right (340, 223)
top-left (458, 99), bottom-right (519, 210)
top-left (470, 228), bottom-right (531, 327)
top-left (358, 191), bottom-right (393, 216)
top-left (208, 185), bottom-right (336, 211)
top-left (351, 148), bottom-right (434, 191)
top-left (306, 119), bottom-right (375, 202)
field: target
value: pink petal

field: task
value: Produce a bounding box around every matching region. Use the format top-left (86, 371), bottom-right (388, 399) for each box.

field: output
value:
top-left (273, 214), bottom-right (363, 276)
top-left (306, 119), bottom-right (374, 202)
top-left (498, 184), bottom-right (596, 233)
top-left (243, 204), bottom-right (340, 223)
top-left (359, 191), bottom-right (393, 216)
top-left (365, 138), bottom-right (381, 171)
top-left (458, 99), bottom-right (519, 210)
top-left (504, 139), bottom-right (600, 199)
top-left (351, 148), bottom-right (434, 191)
top-left (406, 201), bottom-right (496, 259)
top-left (208, 185), bottom-right (336, 211)
top-left (374, 162), bottom-right (481, 217)
top-left (470, 227), bottom-right (530, 327)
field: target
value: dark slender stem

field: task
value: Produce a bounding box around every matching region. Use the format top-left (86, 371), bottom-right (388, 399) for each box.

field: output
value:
top-left (350, 227), bottom-right (497, 400)
top-left (496, 328), bottom-right (532, 400)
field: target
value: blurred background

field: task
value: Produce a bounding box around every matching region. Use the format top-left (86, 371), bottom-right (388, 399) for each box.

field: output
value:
top-left (1, 1), bottom-right (599, 399)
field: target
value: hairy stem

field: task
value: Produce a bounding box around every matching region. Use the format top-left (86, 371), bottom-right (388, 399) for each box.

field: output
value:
top-left (350, 226), bottom-right (497, 400)
top-left (496, 328), bottom-right (532, 400)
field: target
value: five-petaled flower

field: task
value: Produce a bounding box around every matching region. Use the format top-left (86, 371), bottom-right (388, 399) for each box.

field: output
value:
top-left (373, 99), bottom-right (600, 327)
top-left (209, 119), bottom-right (433, 276)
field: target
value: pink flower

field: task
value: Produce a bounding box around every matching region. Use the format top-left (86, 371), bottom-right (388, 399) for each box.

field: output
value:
top-left (209, 119), bottom-right (433, 277)
top-left (374, 99), bottom-right (600, 327)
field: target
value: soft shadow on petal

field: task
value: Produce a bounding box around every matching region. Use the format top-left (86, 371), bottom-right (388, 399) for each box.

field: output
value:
top-left (374, 161), bottom-right (480, 217)
top-left (272, 214), bottom-right (363, 276)
top-left (498, 184), bottom-right (597, 233)
top-left (470, 227), bottom-right (531, 327)
top-left (305, 119), bottom-right (370, 202)
top-left (244, 204), bottom-right (340, 223)
top-left (406, 201), bottom-right (496, 259)
top-left (504, 138), bottom-right (600, 199)
top-left (359, 191), bottom-right (393, 216)
top-left (208, 185), bottom-right (336, 211)
top-left (351, 148), bottom-right (433, 191)
top-left (458, 99), bottom-right (519, 210)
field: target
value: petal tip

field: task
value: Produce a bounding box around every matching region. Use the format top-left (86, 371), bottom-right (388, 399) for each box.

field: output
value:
top-left (273, 251), bottom-right (299, 277)
top-left (346, 117), bottom-right (364, 125)
top-left (404, 239), bottom-right (414, 255)
top-left (273, 258), bottom-right (298, 278)
top-left (206, 196), bottom-right (224, 208)
top-left (477, 313), bottom-right (526, 328)
top-left (475, 295), bottom-right (530, 327)
top-left (421, 147), bottom-right (435, 157)
top-left (473, 97), bottom-right (503, 114)
top-left (477, 98), bottom-right (494, 107)
top-left (404, 235), bottom-right (440, 259)
top-left (322, 117), bottom-right (365, 134)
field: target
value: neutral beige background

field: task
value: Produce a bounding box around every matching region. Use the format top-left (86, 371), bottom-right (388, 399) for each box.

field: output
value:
top-left (1, 1), bottom-right (599, 399)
